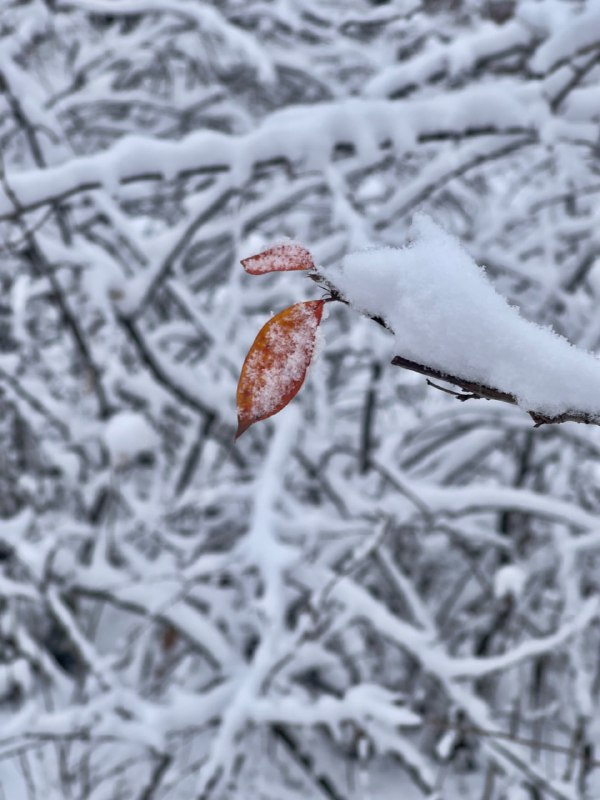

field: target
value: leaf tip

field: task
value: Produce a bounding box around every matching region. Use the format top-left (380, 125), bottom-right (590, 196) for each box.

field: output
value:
top-left (240, 254), bottom-right (256, 272)
top-left (235, 416), bottom-right (251, 441)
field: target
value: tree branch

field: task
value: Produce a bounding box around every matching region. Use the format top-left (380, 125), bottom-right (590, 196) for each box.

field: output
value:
top-left (391, 355), bottom-right (598, 427)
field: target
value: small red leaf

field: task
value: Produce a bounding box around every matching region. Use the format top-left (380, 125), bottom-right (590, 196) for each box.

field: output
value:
top-left (236, 300), bottom-right (324, 438)
top-left (241, 243), bottom-right (315, 275)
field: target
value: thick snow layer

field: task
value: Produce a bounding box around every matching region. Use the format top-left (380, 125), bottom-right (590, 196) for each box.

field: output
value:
top-left (564, 86), bottom-right (600, 122)
top-left (531, 6), bottom-right (600, 72)
top-left (327, 217), bottom-right (600, 417)
top-left (0, 84), bottom-right (541, 219)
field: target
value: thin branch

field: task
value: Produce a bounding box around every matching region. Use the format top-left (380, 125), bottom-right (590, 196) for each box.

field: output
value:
top-left (359, 360), bottom-right (381, 473)
top-left (137, 753), bottom-right (172, 800)
top-left (132, 186), bottom-right (237, 316)
top-left (271, 724), bottom-right (347, 800)
top-left (117, 313), bottom-right (215, 418)
top-left (392, 355), bottom-right (599, 427)
top-left (375, 134), bottom-right (536, 230)
top-left (425, 378), bottom-right (479, 401)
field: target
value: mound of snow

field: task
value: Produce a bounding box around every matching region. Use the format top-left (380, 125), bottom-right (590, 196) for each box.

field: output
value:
top-left (104, 411), bottom-right (160, 466)
top-left (327, 216), bottom-right (600, 417)
top-left (494, 565), bottom-right (526, 600)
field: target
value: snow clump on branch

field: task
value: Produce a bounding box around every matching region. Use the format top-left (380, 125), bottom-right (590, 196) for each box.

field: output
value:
top-left (327, 216), bottom-right (600, 418)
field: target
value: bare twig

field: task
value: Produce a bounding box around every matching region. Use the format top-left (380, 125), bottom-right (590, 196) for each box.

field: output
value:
top-left (137, 753), bottom-right (172, 800)
top-left (392, 354), bottom-right (599, 427)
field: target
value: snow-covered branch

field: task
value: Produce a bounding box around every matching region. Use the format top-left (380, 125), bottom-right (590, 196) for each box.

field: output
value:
top-left (321, 217), bottom-right (600, 427)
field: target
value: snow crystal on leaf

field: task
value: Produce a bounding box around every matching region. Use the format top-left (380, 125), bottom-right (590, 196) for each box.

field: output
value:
top-left (241, 242), bottom-right (315, 274)
top-left (236, 301), bottom-right (324, 437)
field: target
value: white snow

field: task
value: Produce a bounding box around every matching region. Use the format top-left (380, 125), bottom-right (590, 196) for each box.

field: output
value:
top-left (364, 20), bottom-right (532, 98)
top-left (564, 86), bottom-right (600, 121)
top-left (55, 0), bottom-right (276, 83)
top-left (494, 565), bottom-right (527, 600)
top-left (532, 6), bottom-right (600, 72)
top-left (103, 411), bottom-right (160, 466)
top-left (327, 216), bottom-right (600, 417)
top-left (0, 84), bottom-right (542, 219)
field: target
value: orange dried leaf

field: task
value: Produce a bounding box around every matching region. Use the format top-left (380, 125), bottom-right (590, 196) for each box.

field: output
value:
top-left (241, 243), bottom-right (315, 275)
top-left (236, 300), bottom-right (324, 439)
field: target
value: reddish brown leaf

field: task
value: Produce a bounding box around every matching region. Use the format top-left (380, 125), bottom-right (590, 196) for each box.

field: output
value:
top-left (241, 243), bottom-right (315, 275)
top-left (236, 300), bottom-right (324, 439)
